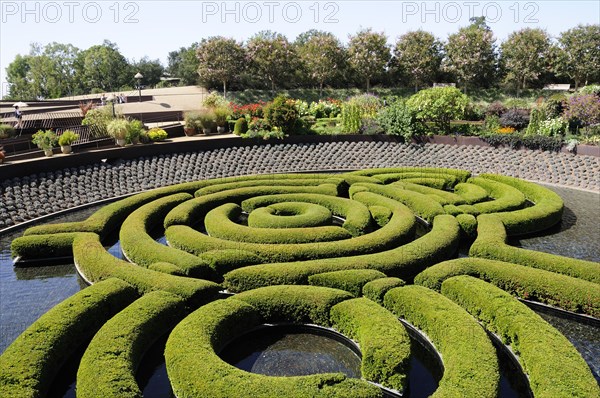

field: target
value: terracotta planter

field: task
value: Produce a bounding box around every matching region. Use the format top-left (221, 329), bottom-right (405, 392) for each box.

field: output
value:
top-left (61, 145), bottom-right (72, 154)
top-left (184, 127), bottom-right (197, 137)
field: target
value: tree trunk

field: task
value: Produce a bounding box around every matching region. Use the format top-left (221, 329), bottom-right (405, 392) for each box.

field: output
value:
top-left (319, 81), bottom-right (324, 99)
top-left (271, 80), bottom-right (275, 94)
top-left (366, 78), bottom-right (370, 93)
top-left (223, 81), bottom-right (227, 99)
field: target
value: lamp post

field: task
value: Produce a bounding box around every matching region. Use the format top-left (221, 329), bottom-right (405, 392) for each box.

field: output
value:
top-left (106, 94), bottom-right (116, 117)
top-left (134, 72), bottom-right (143, 122)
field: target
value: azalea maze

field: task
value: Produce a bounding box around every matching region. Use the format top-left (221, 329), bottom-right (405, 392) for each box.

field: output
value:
top-left (1, 167), bottom-right (599, 398)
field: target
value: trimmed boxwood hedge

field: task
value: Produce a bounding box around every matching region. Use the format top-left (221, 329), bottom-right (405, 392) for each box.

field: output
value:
top-left (330, 298), bottom-right (411, 391)
top-left (369, 205), bottom-right (392, 227)
top-left (119, 193), bottom-right (215, 279)
top-left (167, 197), bottom-right (414, 265)
top-left (349, 183), bottom-right (445, 224)
top-left (196, 177), bottom-right (344, 196)
top-left (241, 193), bottom-right (373, 236)
top-left (470, 214), bottom-right (600, 283)
top-left (351, 167), bottom-right (471, 186)
top-left (164, 185), bottom-right (339, 228)
top-left (383, 285), bottom-right (500, 398)
top-left (0, 279), bottom-right (138, 398)
top-left (77, 291), bottom-right (187, 398)
top-left (441, 276), bottom-right (600, 398)
top-left (415, 258), bottom-right (600, 317)
top-left (197, 249), bottom-right (263, 278)
top-left (308, 269), bottom-right (387, 297)
top-left (248, 202), bottom-right (333, 229)
top-left (234, 285), bottom-right (353, 326)
top-left (456, 213), bottom-right (478, 238)
top-left (394, 181), bottom-right (466, 205)
top-left (468, 177), bottom-right (526, 214)
top-left (453, 182), bottom-right (489, 204)
top-left (476, 173), bottom-right (564, 235)
top-left (205, 203), bottom-right (352, 244)
top-left (11, 232), bottom-right (82, 259)
top-left (72, 233), bottom-right (221, 306)
top-left (165, 295), bottom-right (382, 398)
top-left (362, 278), bottom-right (406, 304)
top-left (223, 215), bottom-right (460, 292)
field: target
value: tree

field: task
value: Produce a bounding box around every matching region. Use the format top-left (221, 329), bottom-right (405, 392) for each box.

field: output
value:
top-left (79, 40), bottom-right (131, 92)
top-left (556, 24), bottom-right (600, 88)
top-left (131, 57), bottom-right (164, 88)
top-left (296, 31), bottom-right (346, 97)
top-left (347, 28), bottom-right (391, 91)
top-left (246, 31), bottom-right (297, 92)
top-left (167, 43), bottom-right (200, 86)
top-left (196, 37), bottom-right (246, 97)
top-left (444, 17), bottom-right (498, 91)
top-left (500, 28), bottom-right (551, 93)
top-left (394, 30), bottom-right (443, 92)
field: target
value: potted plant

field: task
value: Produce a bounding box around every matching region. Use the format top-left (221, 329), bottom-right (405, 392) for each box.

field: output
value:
top-left (57, 130), bottom-right (79, 154)
top-left (107, 119), bottom-right (129, 146)
top-left (127, 119), bottom-right (144, 144)
top-left (32, 129), bottom-right (58, 157)
top-left (198, 109), bottom-right (216, 135)
top-left (183, 112), bottom-right (201, 136)
top-left (147, 128), bottom-right (168, 142)
top-left (214, 106), bottom-right (231, 133)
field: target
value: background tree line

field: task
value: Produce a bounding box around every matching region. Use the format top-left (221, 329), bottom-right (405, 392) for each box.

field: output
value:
top-left (5, 19), bottom-right (599, 100)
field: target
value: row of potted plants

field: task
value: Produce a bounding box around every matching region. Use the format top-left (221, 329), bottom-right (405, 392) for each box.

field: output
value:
top-left (32, 130), bottom-right (79, 157)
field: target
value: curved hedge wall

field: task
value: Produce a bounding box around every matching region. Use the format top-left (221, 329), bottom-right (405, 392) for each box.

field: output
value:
top-left (308, 269), bottom-right (388, 297)
top-left (441, 276), bottom-right (600, 398)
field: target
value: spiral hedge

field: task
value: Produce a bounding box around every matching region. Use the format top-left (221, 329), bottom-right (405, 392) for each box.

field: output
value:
top-left (2, 168), bottom-right (599, 398)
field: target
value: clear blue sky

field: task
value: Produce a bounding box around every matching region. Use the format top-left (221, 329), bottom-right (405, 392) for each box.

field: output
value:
top-left (1, 0), bottom-right (599, 98)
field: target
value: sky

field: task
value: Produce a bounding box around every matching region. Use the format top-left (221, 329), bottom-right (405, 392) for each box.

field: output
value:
top-left (1, 0), bottom-right (599, 98)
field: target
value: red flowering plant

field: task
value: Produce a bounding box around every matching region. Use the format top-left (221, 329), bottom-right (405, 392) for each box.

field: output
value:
top-left (230, 101), bottom-right (266, 120)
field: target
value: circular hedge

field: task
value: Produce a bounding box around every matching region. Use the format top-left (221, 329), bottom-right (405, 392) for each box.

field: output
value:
top-left (2, 168), bottom-right (599, 398)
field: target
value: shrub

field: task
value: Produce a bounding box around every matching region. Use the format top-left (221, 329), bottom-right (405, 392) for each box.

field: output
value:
top-left (376, 99), bottom-right (422, 140)
top-left (202, 91), bottom-right (229, 109)
top-left (106, 119), bottom-right (129, 140)
top-left (0, 279), bottom-right (138, 398)
top-left (264, 95), bottom-right (301, 134)
top-left (441, 276), bottom-right (600, 398)
top-left (308, 269), bottom-right (387, 297)
top-left (341, 102), bottom-right (362, 133)
top-left (165, 296), bottom-right (380, 398)
top-left (485, 101), bottom-right (507, 117)
top-left (0, 124), bottom-right (16, 138)
top-left (499, 108), bottom-right (530, 130)
top-left (233, 117), bottom-right (248, 135)
top-left (467, 176), bottom-right (526, 214)
top-left (57, 130), bottom-right (79, 146)
top-left (81, 106), bottom-right (113, 134)
top-left (214, 106), bottom-right (232, 127)
top-left (537, 117), bottom-right (569, 136)
top-left (126, 119), bottom-right (144, 142)
top-left (147, 128), bottom-right (168, 141)
top-left (469, 214), bottom-right (599, 283)
top-left (542, 93), bottom-right (567, 118)
top-left (31, 129), bottom-right (57, 150)
top-left (414, 257), bottom-right (600, 317)
top-left (579, 84), bottom-right (600, 96)
top-left (330, 297), bottom-right (411, 391)
top-left (341, 94), bottom-right (383, 134)
top-left (76, 291), bottom-right (187, 398)
top-left (563, 94), bottom-right (600, 127)
top-left (524, 107), bottom-right (544, 136)
top-left (361, 277), bottom-right (405, 304)
top-left (405, 87), bottom-right (470, 134)
top-left (383, 285), bottom-right (499, 398)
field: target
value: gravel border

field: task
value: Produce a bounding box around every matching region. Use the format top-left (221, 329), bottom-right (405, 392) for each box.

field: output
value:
top-left (1, 141), bottom-right (599, 230)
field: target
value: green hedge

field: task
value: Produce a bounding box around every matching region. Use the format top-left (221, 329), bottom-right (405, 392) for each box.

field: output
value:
top-left (468, 177), bottom-right (526, 214)
top-left (11, 232), bottom-right (81, 259)
top-left (415, 258), bottom-right (600, 317)
top-left (0, 279), bottom-right (138, 398)
top-left (77, 291), bottom-right (187, 398)
top-left (224, 215), bottom-right (459, 292)
top-left (241, 193), bottom-right (373, 236)
top-left (476, 174), bottom-right (564, 235)
top-left (350, 167), bottom-right (471, 186)
top-left (362, 278), bottom-right (406, 304)
top-left (441, 276), bottom-right (599, 398)
top-left (234, 285), bottom-right (353, 326)
top-left (349, 183), bottom-right (445, 223)
top-left (394, 181), bottom-right (465, 205)
top-left (167, 196), bottom-right (414, 265)
top-left (164, 185), bottom-right (339, 228)
top-left (205, 203), bottom-right (352, 244)
top-left (453, 182), bottom-right (489, 204)
top-left (196, 177), bottom-right (343, 196)
top-left (330, 298), bottom-right (411, 391)
top-left (197, 249), bottom-right (263, 278)
top-left (165, 297), bottom-right (381, 398)
top-left (470, 214), bottom-right (600, 283)
top-left (456, 214), bottom-right (478, 238)
top-left (248, 202), bottom-right (333, 229)
top-left (383, 285), bottom-right (499, 398)
top-left (72, 233), bottom-right (220, 306)
top-left (119, 193), bottom-right (215, 279)
top-left (369, 205), bottom-right (392, 227)
top-left (308, 270), bottom-right (387, 297)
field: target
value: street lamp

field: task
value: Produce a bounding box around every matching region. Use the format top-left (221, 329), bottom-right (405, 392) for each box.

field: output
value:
top-left (134, 72), bottom-right (143, 103)
top-left (106, 94), bottom-right (116, 117)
